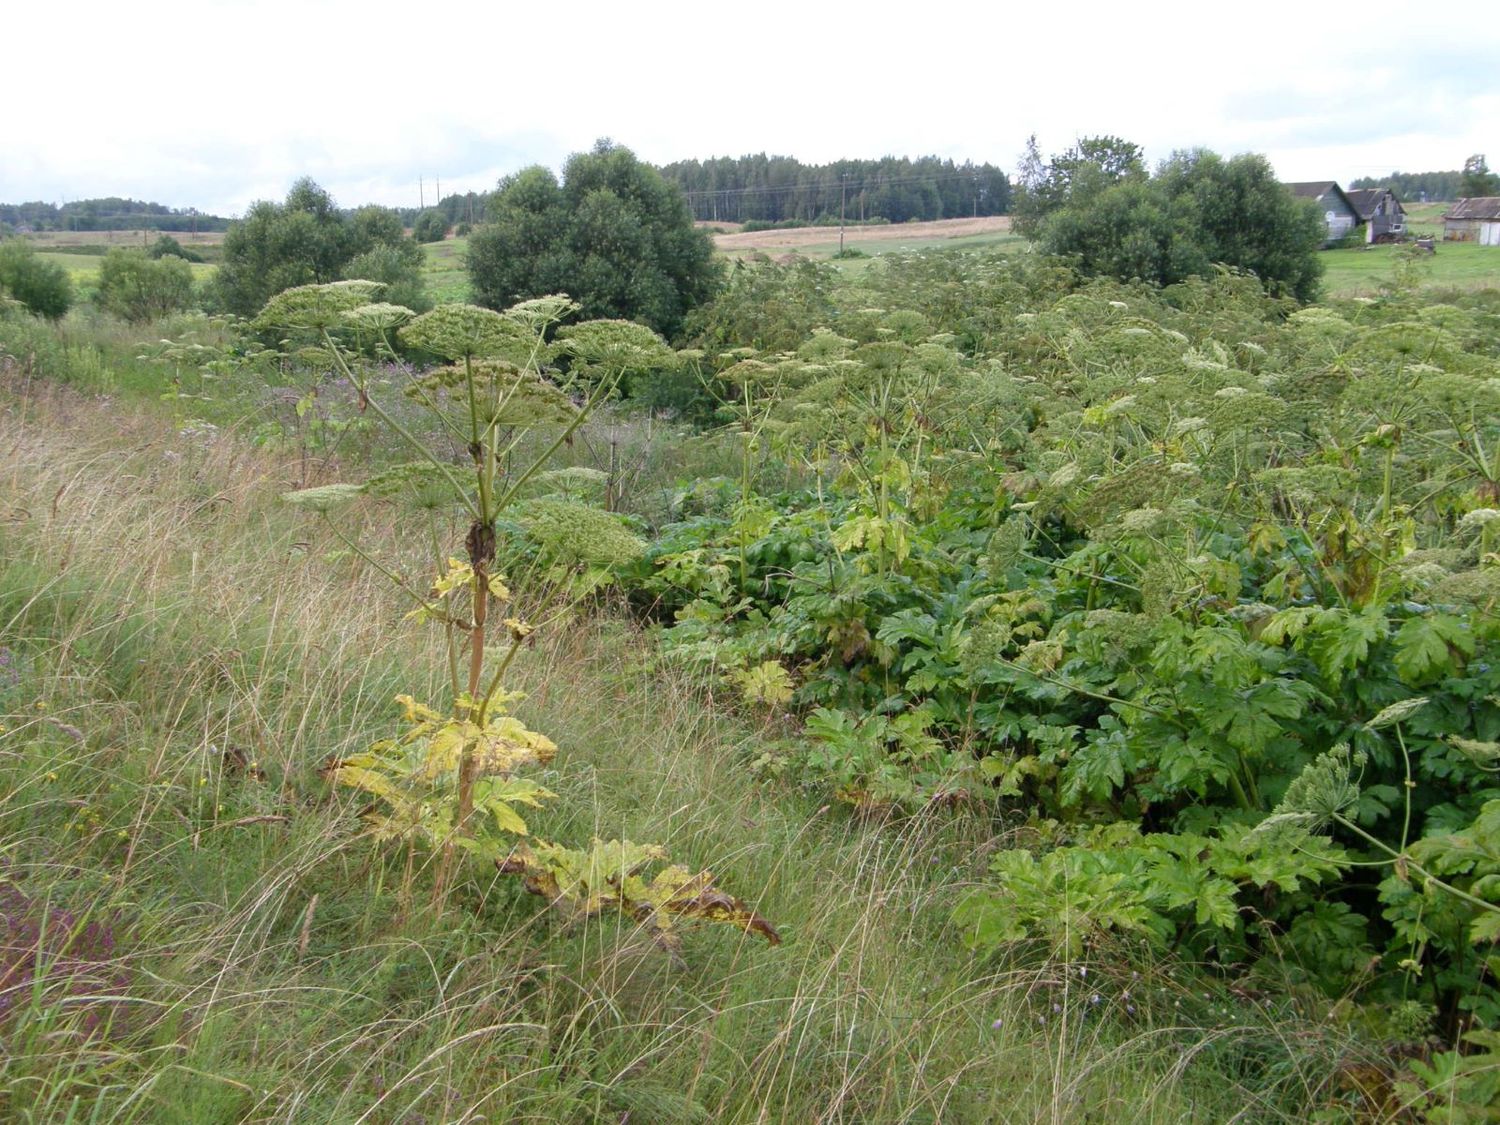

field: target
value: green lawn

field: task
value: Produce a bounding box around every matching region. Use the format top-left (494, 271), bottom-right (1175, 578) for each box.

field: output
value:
top-left (1321, 240), bottom-right (1500, 297)
top-left (421, 237), bottom-right (471, 303)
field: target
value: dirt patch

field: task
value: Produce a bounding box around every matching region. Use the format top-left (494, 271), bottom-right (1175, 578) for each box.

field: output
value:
top-left (713, 215), bottom-right (1011, 252)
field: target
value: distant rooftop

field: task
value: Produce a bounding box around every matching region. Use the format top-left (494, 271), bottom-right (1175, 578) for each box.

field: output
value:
top-left (1445, 197), bottom-right (1500, 221)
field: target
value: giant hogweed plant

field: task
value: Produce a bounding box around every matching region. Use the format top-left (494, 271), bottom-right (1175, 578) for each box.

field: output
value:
top-left (629, 281), bottom-right (1500, 1017)
top-left (265, 283), bottom-right (778, 949)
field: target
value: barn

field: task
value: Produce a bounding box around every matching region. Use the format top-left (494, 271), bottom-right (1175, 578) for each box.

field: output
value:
top-left (1345, 188), bottom-right (1407, 243)
top-left (1443, 198), bottom-right (1500, 245)
top-left (1284, 182), bottom-right (1361, 245)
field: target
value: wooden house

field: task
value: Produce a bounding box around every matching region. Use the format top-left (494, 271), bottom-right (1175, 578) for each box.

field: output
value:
top-left (1344, 188), bottom-right (1406, 243)
top-left (1284, 182), bottom-right (1360, 245)
top-left (1443, 198), bottom-right (1500, 245)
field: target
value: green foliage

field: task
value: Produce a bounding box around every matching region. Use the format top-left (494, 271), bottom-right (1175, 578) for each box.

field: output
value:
top-left (0, 238), bottom-right (72, 319)
top-left (147, 234), bottom-right (204, 263)
top-left (617, 250), bottom-right (1500, 1026)
top-left (1040, 149), bottom-right (1325, 301)
top-left (661, 153), bottom-right (1009, 224)
top-left (341, 243), bottom-right (430, 313)
top-left (1012, 134), bottom-right (1145, 240)
top-left (217, 179), bottom-right (425, 316)
top-left (467, 140), bottom-right (722, 339)
top-left (268, 282), bottom-right (773, 948)
top-left (411, 209), bottom-right (449, 243)
top-left (1461, 154), bottom-right (1498, 199)
top-left (96, 248), bottom-right (195, 323)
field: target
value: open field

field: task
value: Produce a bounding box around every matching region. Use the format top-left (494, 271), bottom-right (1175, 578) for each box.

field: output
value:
top-left (34, 251), bottom-right (216, 279)
top-left (421, 236), bottom-right (471, 302)
top-left (1321, 239), bottom-right (1500, 295)
top-left (24, 229), bottom-right (226, 249)
top-left (714, 214), bottom-right (1013, 254)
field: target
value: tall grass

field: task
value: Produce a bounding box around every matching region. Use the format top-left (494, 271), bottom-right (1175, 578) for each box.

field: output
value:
top-left (0, 378), bottom-right (1374, 1121)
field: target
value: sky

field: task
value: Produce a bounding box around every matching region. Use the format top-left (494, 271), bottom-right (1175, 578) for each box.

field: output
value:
top-left (5, 0), bottom-right (1498, 216)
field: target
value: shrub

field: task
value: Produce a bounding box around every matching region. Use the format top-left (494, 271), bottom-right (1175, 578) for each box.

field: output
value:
top-left (97, 248), bottom-right (195, 323)
top-left (147, 234), bottom-right (204, 263)
top-left (468, 140), bottom-right (721, 339)
top-left (412, 209), bottom-right (449, 243)
top-left (217, 179), bottom-right (425, 316)
top-left (0, 239), bottom-right (72, 319)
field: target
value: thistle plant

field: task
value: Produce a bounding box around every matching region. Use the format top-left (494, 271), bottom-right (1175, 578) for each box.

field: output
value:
top-left (270, 283), bottom-right (777, 947)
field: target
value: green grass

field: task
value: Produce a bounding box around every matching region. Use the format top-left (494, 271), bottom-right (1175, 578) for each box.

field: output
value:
top-left (1320, 240), bottom-right (1500, 296)
top-left (0, 368), bottom-right (1371, 1121)
top-left (35, 252), bottom-right (216, 281)
top-left (422, 238), bottom-right (471, 304)
top-left (722, 229), bottom-right (1025, 275)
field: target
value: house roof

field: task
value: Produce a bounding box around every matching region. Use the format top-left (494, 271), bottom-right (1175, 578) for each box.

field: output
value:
top-left (1285, 181), bottom-right (1339, 199)
top-left (1445, 197), bottom-right (1500, 221)
top-left (1283, 181), bottom-right (1358, 216)
top-left (1345, 188), bottom-right (1404, 221)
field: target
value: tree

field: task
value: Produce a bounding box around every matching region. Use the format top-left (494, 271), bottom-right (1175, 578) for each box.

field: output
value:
top-left (1012, 135), bottom-right (1146, 239)
top-left (343, 245), bottom-right (432, 313)
top-left (0, 239), bottom-right (72, 319)
top-left (468, 141), bottom-right (721, 339)
top-left (1039, 149), bottom-right (1324, 302)
top-left (216, 179), bottom-right (424, 317)
top-left (97, 248), bottom-right (196, 323)
top-left (412, 209), bottom-right (449, 243)
top-left (1155, 150), bottom-right (1325, 302)
top-left (147, 234), bottom-right (203, 263)
top-left (1461, 154), bottom-right (1498, 198)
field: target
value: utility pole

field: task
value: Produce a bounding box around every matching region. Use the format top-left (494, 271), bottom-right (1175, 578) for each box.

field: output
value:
top-left (839, 173), bottom-right (848, 255)
top-left (419, 176), bottom-right (425, 210)
top-left (435, 175), bottom-right (441, 202)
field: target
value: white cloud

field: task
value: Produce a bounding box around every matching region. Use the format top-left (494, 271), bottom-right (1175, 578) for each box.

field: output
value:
top-left (6, 0), bottom-right (1498, 214)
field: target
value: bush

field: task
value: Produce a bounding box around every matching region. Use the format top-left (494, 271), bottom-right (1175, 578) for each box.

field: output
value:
top-left (217, 179), bottom-right (425, 316)
top-left (1041, 149), bottom-right (1325, 301)
top-left (468, 140), bottom-right (721, 339)
top-left (96, 248), bottom-right (196, 323)
top-left (412, 209), bottom-right (449, 243)
top-left (147, 234), bottom-right (204, 263)
top-left (0, 239), bottom-right (72, 319)
top-left (342, 245), bottom-right (432, 313)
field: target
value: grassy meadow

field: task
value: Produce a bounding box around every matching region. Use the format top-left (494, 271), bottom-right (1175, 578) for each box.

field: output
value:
top-left (420, 238), bottom-right (471, 303)
top-left (0, 374), bottom-right (1338, 1123)
top-left (29, 202), bottom-right (1500, 303)
top-left (4, 201), bottom-right (1500, 1123)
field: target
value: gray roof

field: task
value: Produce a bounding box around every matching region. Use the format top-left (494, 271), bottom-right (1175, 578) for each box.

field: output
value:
top-left (1344, 188), bottom-right (1404, 221)
top-left (1284, 181), bottom-right (1339, 199)
top-left (1282, 181), bottom-right (1357, 216)
top-left (1445, 197), bottom-right (1500, 221)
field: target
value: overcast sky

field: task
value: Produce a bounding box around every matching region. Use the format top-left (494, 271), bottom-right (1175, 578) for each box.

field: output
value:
top-left (6, 0), bottom-right (1497, 216)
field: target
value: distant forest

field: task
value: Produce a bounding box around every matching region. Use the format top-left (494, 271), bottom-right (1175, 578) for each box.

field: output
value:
top-left (657, 156), bottom-right (1011, 224)
top-left (1349, 170), bottom-right (1462, 202)
top-left (421, 155), bottom-right (1012, 229)
top-left (0, 198), bottom-right (231, 233)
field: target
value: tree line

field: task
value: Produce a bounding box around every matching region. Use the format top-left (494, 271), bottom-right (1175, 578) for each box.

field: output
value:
top-left (0, 198), bottom-right (232, 233)
top-left (657, 155), bottom-right (1011, 224)
top-left (1349, 157), bottom-right (1498, 202)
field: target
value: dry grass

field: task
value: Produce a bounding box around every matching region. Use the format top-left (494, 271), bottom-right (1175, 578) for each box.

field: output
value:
top-left (712, 215), bottom-right (1012, 253)
top-left (0, 377), bottom-right (1359, 1122)
top-left (23, 230), bottom-right (226, 248)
